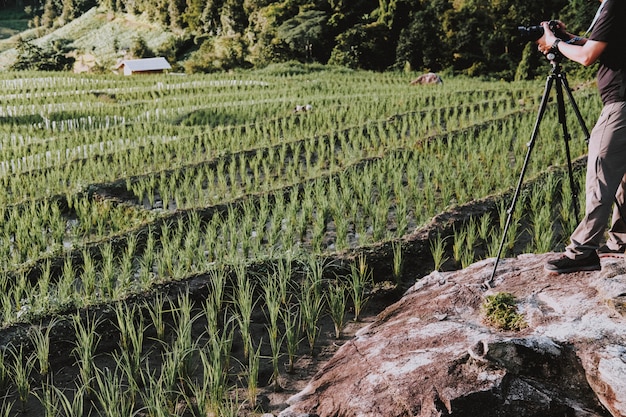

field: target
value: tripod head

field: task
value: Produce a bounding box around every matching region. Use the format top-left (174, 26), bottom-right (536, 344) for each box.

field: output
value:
top-left (544, 49), bottom-right (564, 68)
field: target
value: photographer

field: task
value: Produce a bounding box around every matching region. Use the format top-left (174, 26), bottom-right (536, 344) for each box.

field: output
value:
top-left (536, 0), bottom-right (626, 273)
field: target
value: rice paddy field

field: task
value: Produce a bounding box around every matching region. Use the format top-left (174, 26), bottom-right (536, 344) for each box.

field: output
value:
top-left (0, 63), bottom-right (602, 416)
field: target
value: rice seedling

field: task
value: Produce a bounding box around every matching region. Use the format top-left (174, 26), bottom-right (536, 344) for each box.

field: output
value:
top-left (0, 351), bottom-right (10, 393)
top-left (27, 318), bottom-right (58, 377)
top-left (531, 204), bottom-right (555, 253)
top-left (391, 241), bottom-right (404, 284)
top-left (145, 292), bottom-right (167, 344)
top-left (232, 264), bottom-right (257, 360)
top-left (99, 242), bottom-right (116, 298)
top-left (196, 318), bottom-right (234, 415)
top-left (300, 277), bottom-right (325, 356)
top-left (113, 302), bottom-right (147, 391)
top-left (80, 249), bottom-right (97, 303)
top-left (280, 301), bottom-right (301, 374)
top-left (477, 213), bottom-right (492, 243)
top-left (51, 385), bottom-right (85, 417)
top-left (0, 399), bottom-right (13, 417)
top-left (348, 254), bottom-right (372, 322)
top-left (261, 271), bottom-right (283, 389)
top-left (71, 313), bottom-right (102, 397)
top-left (246, 340), bottom-right (262, 410)
top-left (452, 226), bottom-right (467, 266)
top-left (93, 367), bottom-right (136, 417)
top-left (8, 345), bottom-right (35, 412)
top-left (171, 291), bottom-right (200, 382)
top-left (327, 280), bottom-right (348, 339)
top-left (34, 380), bottom-right (60, 417)
top-left (429, 232), bottom-right (449, 272)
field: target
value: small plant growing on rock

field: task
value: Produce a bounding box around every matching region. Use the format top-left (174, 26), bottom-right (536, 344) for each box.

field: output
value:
top-left (481, 292), bottom-right (527, 331)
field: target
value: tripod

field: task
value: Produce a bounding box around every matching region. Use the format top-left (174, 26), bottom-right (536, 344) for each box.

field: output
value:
top-left (487, 56), bottom-right (590, 287)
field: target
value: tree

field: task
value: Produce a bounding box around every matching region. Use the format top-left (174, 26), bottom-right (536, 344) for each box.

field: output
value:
top-left (40, 0), bottom-right (58, 28)
top-left (182, 0), bottom-right (203, 32)
top-left (11, 38), bottom-right (75, 71)
top-left (329, 22), bottom-right (393, 70)
top-left (221, 0), bottom-right (247, 35)
top-left (129, 35), bottom-right (153, 58)
top-left (394, 0), bottom-right (452, 72)
top-left (560, 0), bottom-right (598, 35)
top-left (277, 10), bottom-right (329, 62)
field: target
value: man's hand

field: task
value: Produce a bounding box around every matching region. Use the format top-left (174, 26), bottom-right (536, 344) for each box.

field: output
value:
top-left (536, 21), bottom-right (559, 54)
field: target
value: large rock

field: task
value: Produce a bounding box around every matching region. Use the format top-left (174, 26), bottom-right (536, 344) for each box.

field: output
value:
top-left (280, 253), bottom-right (626, 417)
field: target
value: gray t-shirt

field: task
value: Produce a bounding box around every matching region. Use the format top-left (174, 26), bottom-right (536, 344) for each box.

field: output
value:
top-left (590, 0), bottom-right (626, 104)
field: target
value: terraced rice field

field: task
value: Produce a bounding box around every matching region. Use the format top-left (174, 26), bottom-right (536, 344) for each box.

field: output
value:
top-left (0, 64), bottom-right (601, 416)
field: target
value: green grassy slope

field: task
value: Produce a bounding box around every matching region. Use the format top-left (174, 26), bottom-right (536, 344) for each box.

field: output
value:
top-left (0, 7), bottom-right (174, 71)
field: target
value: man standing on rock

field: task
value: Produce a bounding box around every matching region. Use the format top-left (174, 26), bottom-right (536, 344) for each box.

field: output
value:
top-left (537, 0), bottom-right (626, 273)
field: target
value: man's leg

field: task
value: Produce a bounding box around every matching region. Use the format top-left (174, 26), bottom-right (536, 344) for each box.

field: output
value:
top-left (605, 176), bottom-right (626, 250)
top-left (546, 103), bottom-right (626, 273)
top-left (565, 103), bottom-right (626, 259)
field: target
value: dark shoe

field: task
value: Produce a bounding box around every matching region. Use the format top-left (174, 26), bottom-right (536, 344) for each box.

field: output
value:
top-left (597, 245), bottom-right (625, 258)
top-left (544, 252), bottom-right (601, 274)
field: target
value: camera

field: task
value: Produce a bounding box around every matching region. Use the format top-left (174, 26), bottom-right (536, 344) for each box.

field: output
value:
top-left (518, 20), bottom-right (567, 42)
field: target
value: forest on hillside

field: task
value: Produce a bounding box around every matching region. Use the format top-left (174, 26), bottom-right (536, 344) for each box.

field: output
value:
top-left (0, 0), bottom-right (600, 78)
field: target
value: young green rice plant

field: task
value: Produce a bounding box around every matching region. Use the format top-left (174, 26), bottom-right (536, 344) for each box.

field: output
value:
top-left (80, 249), bottom-right (97, 304)
top-left (531, 204), bottom-right (554, 253)
top-left (0, 293), bottom-right (12, 327)
top-left (53, 385), bottom-right (85, 417)
top-left (262, 271), bottom-right (283, 389)
top-left (300, 277), bottom-right (325, 355)
top-left (430, 232), bottom-right (449, 272)
top-left (465, 217), bottom-right (478, 251)
top-left (27, 318), bottom-right (58, 377)
top-left (232, 264), bottom-right (256, 360)
top-left (327, 279), bottom-right (348, 339)
top-left (246, 339), bottom-right (262, 410)
top-left (34, 380), bottom-right (60, 417)
top-left (8, 345), bottom-right (35, 412)
top-left (452, 226), bottom-right (467, 266)
top-left (114, 302), bottom-right (146, 391)
top-left (57, 254), bottom-right (76, 306)
top-left (461, 245), bottom-right (476, 269)
top-left (487, 232), bottom-right (504, 258)
top-left (93, 367), bottom-right (135, 417)
top-left (0, 350), bottom-right (10, 393)
top-left (36, 260), bottom-right (52, 312)
top-left (155, 349), bottom-right (182, 409)
top-left (0, 399), bottom-right (13, 417)
top-left (195, 322), bottom-right (233, 415)
top-left (333, 209), bottom-right (349, 251)
top-left (145, 293), bottom-right (167, 344)
top-left (280, 301), bottom-right (301, 374)
top-left (349, 254), bottom-right (372, 322)
top-left (478, 214), bottom-right (492, 244)
top-left (392, 241), bottom-right (404, 285)
top-left (275, 255), bottom-right (293, 306)
top-left (71, 313), bottom-right (102, 397)
top-left (99, 241), bottom-right (116, 297)
top-left (171, 291), bottom-right (200, 382)
top-left (203, 267), bottom-right (227, 336)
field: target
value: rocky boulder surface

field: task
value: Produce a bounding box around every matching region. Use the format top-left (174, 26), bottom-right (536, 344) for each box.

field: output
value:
top-left (280, 253), bottom-right (626, 417)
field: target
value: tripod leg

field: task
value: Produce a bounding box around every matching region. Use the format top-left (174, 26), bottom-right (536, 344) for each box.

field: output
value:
top-left (487, 75), bottom-right (555, 286)
top-left (560, 73), bottom-right (591, 140)
top-left (555, 76), bottom-right (580, 221)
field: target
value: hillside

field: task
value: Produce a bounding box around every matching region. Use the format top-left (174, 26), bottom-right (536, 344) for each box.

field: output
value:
top-left (0, 0), bottom-right (601, 77)
top-left (0, 7), bottom-right (175, 71)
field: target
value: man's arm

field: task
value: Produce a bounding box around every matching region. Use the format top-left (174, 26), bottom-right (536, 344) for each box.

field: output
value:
top-left (536, 21), bottom-right (607, 66)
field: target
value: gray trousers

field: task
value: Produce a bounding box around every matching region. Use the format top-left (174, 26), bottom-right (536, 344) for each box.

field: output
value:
top-left (566, 101), bottom-right (626, 259)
